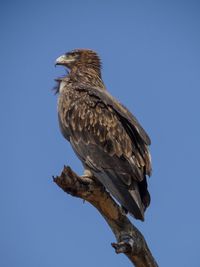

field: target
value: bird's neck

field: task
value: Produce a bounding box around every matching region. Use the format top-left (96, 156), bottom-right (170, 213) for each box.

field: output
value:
top-left (69, 66), bottom-right (105, 89)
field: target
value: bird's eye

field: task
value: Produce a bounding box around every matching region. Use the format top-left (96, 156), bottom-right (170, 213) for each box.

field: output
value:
top-left (65, 51), bottom-right (79, 59)
top-left (71, 52), bottom-right (77, 56)
top-left (65, 52), bottom-right (74, 57)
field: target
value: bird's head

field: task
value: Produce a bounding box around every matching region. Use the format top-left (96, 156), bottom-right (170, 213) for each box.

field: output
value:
top-left (55, 49), bottom-right (101, 72)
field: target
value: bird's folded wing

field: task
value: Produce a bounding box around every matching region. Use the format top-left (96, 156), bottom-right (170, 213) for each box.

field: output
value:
top-left (74, 85), bottom-right (151, 146)
top-left (62, 86), bottom-right (151, 181)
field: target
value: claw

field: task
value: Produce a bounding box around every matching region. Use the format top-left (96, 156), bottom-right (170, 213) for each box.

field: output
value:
top-left (78, 175), bottom-right (93, 185)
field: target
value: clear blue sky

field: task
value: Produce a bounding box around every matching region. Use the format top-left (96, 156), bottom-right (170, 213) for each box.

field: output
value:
top-left (1, 1), bottom-right (200, 266)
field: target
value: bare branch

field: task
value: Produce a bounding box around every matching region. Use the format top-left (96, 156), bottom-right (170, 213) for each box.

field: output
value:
top-left (53, 166), bottom-right (158, 267)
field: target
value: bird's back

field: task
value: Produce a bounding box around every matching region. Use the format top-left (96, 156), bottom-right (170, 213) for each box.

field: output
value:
top-left (55, 49), bottom-right (151, 220)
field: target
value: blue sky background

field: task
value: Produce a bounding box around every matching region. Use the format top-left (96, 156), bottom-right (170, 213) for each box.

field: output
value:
top-left (1, 1), bottom-right (200, 266)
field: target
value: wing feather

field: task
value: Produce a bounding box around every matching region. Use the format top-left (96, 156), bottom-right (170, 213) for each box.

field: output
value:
top-left (63, 89), bottom-right (150, 181)
top-left (75, 85), bottom-right (151, 145)
top-left (68, 85), bottom-right (152, 177)
top-left (58, 84), bottom-right (152, 219)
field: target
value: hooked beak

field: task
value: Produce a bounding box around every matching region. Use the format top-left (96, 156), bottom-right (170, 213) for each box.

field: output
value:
top-left (55, 54), bottom-right (75, 67)
top-left (55, 55), bottom-right (67, 66)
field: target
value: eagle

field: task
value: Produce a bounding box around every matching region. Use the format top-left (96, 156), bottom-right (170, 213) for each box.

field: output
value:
top-left (55, 49), bottom-right (152, 221)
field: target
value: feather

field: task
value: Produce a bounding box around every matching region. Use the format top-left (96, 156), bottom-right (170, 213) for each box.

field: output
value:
top-left (56, 49), bottom-right (152, 220)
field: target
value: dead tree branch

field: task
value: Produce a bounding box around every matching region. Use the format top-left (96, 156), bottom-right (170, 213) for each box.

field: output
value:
top-left (53, 166), bottom-right (158, 267)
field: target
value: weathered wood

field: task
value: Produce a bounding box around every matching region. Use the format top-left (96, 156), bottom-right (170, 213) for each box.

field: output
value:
top-left (53, 166), bottom-right (158, 267)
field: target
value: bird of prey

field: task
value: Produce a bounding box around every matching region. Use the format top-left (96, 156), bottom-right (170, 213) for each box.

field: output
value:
top-left (55, 49), bottom-right (152, 221)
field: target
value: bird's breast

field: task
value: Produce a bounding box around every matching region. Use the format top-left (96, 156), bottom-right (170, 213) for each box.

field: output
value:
top-left (59, 81), bottom-right (66, 94)
top-left (58, 85), bottom-right (83, 141)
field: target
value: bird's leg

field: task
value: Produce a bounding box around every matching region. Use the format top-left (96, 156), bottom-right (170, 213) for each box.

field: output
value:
top-left (77, 169), bottom-right (94, 184)
top-left (82, 169), bottom-right (93, 178)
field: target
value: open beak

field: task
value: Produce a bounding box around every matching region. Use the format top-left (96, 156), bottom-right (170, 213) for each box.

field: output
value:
top-left (55, 54), bottom-right (76, 67)
top-left (55, 55), bottom-right (67, 66)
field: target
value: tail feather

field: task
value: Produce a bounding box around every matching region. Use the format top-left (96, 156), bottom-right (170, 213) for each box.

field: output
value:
top-left (94, 171), bottom-right (145, 220)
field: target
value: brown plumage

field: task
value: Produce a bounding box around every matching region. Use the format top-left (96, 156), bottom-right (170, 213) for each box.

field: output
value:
top-left (55, 49), bottom-right (152, 220)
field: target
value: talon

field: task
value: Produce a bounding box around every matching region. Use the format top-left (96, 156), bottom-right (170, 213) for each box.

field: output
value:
top-left (77, 169), bottom-right (94, 184)
top-left (78, 175), bottom-right (93, 185)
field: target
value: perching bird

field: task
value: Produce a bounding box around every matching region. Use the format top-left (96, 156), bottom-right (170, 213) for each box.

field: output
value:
top-left (55, 49), bottom-right (152, 221)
